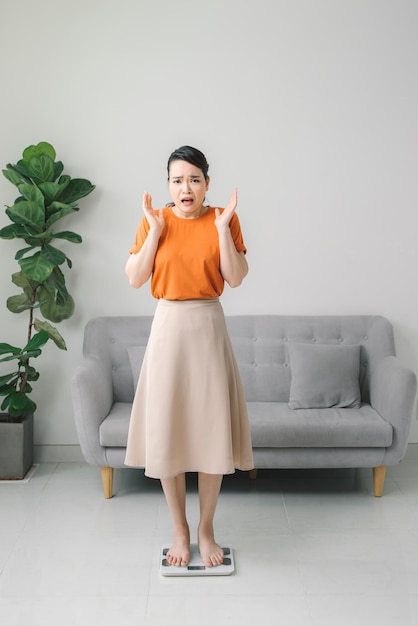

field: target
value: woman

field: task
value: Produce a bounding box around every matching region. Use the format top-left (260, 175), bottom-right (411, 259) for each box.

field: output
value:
top-left (125, 146), bottom-right (253, 568)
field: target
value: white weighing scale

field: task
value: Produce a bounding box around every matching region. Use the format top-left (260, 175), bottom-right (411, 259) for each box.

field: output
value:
top-left (160, 544), bottom-right (235, 576)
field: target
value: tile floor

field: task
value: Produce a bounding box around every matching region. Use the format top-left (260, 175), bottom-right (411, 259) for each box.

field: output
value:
top-left (1, 446), bottom-right (418, 625)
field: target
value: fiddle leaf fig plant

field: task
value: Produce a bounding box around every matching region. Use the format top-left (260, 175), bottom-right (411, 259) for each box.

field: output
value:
top-left (0, 142), bottom-right (95, 422)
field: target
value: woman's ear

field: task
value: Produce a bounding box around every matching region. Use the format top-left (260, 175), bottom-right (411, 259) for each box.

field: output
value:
top-left (206, 176), bottom-right (210, 191)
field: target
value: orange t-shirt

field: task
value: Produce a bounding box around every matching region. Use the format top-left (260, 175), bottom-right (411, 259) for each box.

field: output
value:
top-left (129, 206), bottom-right (247, 300)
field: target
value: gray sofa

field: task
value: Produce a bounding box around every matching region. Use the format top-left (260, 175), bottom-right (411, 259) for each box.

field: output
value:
top-left (71, 314), bottom-right (417, 499)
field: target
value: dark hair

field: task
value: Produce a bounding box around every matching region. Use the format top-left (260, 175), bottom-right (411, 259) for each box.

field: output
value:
top-left (167, 145), bottom-right (209, 180)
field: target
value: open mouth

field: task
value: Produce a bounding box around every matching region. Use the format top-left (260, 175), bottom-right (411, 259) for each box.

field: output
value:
top-left (181, 198), bottom-right (193, 205)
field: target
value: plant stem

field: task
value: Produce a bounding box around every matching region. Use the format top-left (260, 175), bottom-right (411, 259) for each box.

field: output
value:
top-left (20, 292), bottom-right (36, 393)
top-left (28, 295), bottom-right (35, 344)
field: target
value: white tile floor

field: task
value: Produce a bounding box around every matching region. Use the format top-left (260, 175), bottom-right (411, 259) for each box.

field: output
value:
top-left (1, 447), bottom-right (418, 626)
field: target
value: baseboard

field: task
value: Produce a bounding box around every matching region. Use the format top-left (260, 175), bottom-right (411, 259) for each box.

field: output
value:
top-left (34, 444), bottom-right (85, 463)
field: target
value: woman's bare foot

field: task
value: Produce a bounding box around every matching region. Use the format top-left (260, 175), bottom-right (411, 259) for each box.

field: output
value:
top-left (198, 524), bottom-right (224, 567)
top-left (166, 523), bottom-right (190, 567)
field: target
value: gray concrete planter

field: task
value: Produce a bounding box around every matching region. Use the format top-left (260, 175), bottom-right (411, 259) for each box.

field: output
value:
top-left (0, 413), bottom-right (33, 480)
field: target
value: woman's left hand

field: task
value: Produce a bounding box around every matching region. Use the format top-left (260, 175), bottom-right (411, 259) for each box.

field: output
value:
top-left (215, 189), bottom-right (237, 230)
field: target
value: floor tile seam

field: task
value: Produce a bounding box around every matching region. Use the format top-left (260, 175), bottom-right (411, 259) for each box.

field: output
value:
top-left (305, 591), bottom-right (418, 598)
top-left (214, 525), bottom-right (293, 534)
top-left (280, 490), bottom-right (294, 533)
top-left (287, 524), bottom-right (417, 532)
top-left (393, 476), bottom-right (418, 499)
top-left (2, 466), bottom-right (59, 561)
top-left (147, 591), bottom-right (310, 598)
top-left (296, 557), bottom-right (414, 567)
top-left (0, 546), bottom-right (19, 582)
top-left (144, 512), bottom-right (167, 602)
top-left (0, 593), bottom-right (151, 600)
top-left (28, 463), bottom-right (59, 506)
top-left (146, 590), bottom-right (310, 599)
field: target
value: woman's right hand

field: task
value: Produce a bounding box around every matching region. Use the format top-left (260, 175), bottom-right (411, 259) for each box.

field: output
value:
top-left (143, 191), bottom-right (165, 234)
top-left (126, 192), bottom-right (164, 288)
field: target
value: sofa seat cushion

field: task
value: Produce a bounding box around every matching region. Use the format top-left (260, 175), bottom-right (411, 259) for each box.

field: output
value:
top-left (100, 401), bottom-right (393, 451)
top-left (99, 402), bottom-right (132, 447)
top-left (248, 402), bottom-right (392, 448)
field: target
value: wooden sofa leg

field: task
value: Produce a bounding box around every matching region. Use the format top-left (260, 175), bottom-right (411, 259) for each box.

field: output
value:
top-left (101, 466), bottom-right (114, 499)
top-left (249, 469), bottom-right (258, 480)
top-left (373, 465), bottom-right (386, 497)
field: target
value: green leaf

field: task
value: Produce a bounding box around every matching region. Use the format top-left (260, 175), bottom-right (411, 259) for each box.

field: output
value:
top-left (0, 372), bottom-right (18, 386)
top-left (0, 382), bottom-right (18, 396)
top-left (0, 224), bottom-right (29, 239)
top-left (15, 226), bottom-right (54, 245)
top-left (38, 286), bottom-right (75, 323)
top-left (12, 161), bottom-right (32, 179)
top-left (6, 200), bottom-right (45, 231)
top-left (19, 251), bottom-right (55, 282)
top-left (17, 184), bottom-right (45, 208)
top-left (53, 230), bottom-right (82, 244)
top-left (38, 179), bottom-right (70, 204)
top-left (53, 161), bottom-right (64, 180)
top-left (34, 318), bottom-right (67, 350)
top-left (0, 354), bottom-right (22, 363)
top-left (27, 155), bottom-right (55, 184)
top-left (3, 167), bottom-right (28, 187)
top-left (22, 142), bottom-right (56, 166)
top-left (41, 244), bottom-right (67, 266)
top-left (43, 266), bottom-right (69, 305)
top-left (58, 178), bottom-right (95, 204)
top-left (45, 201), bottom-right (78, 225)
top-left (7, 294), bottom-right (32, 314)
top-left (0, 343), bottom-right (21, 356)
top-left (11, 271), bottom-right (40, 292)
top-left (15, 246), bottom-right (35, 260)
top-left (24, 365), bottom-right (40, 381)
top-left (24, 330), bottom-right (49, 352)
top-left (3, 163), bottom-right (31, 185)
top-left (19, 349), bottom-right (42, 360)
top-left (1, 395), bottom-right (11, 411)
top-left (7, 392), bottom-right (37, 418)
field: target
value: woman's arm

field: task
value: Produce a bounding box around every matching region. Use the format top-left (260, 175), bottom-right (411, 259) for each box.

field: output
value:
top-left (125, 192), bottom-right (165, 289)
top-left (215, 189), bottom-right (249, 288)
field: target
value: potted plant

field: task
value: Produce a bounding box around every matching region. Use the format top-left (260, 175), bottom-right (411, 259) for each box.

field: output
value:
top-left (0, 141), bottom-right (95, 479)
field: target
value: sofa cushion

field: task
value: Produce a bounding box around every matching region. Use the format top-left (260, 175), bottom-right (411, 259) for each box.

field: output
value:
top-left (99, 402), bottom-right (132, 447)
top-left (247, 402), bottom-right (392, 448)
top-left (288, 343), bottom-right (361, 409)
top-left (99, 400), bottom-right (393, 450)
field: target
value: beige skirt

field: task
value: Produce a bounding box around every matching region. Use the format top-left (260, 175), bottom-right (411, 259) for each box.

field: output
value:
top-left (124, 298), bottom-right (254, 479)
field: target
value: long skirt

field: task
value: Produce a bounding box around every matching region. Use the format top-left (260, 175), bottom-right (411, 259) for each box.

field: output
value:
top-left (124, 298), bottom-right (254, 479)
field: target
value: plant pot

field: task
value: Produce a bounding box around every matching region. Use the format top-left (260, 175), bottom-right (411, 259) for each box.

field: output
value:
top-left (0, 413), bottom-right (33, 479)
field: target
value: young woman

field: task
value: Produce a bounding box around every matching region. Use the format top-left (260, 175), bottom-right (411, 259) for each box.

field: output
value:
top-left (125, 146), bottom-right (253, 567)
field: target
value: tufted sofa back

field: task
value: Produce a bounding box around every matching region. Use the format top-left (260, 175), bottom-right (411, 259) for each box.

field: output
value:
top-left (82, 315), bottom-right (396, 404)
top-left (83, 316), bottom-right (153, 403)
top-left (226, 315), bottom-right (395, 403)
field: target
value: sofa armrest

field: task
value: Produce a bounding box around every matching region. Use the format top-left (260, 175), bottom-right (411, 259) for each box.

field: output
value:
top-left (369, 356), bottom-right (417, 465)
top-left (71, 356), bottom-right (114, 467)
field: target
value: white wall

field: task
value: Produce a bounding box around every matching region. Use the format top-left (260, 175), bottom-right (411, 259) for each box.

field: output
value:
top-left (1, 0), bottom-right (418, 454)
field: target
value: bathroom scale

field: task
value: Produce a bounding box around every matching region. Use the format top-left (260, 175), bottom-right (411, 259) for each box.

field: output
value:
top-left (160, 544), bottom-right (235, 576)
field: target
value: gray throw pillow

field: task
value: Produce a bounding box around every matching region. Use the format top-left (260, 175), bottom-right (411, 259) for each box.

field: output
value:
top-left (127, 345), bottom-right (147, 389)
top-left (288, 343), bottom-right (361, 409)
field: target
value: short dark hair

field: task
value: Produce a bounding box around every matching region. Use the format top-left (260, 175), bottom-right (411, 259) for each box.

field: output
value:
top-left (167, 145), bottom-right (209, 180)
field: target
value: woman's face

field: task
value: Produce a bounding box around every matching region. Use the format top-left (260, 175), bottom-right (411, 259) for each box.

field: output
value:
top-left (168, 159), bottom-right (210, 219)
